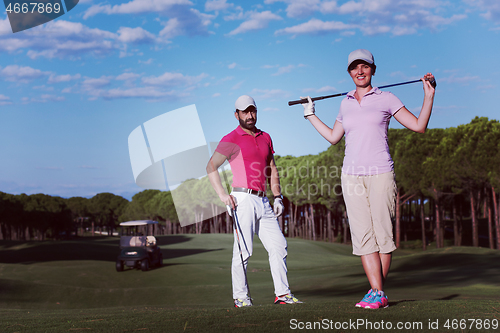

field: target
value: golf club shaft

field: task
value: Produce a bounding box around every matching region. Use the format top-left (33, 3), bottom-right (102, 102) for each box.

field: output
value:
top-left (288, 78), bottom-right (436, 106)
top-left (231, 208), bottom-right (251, 299)
top-left (219, 167), bottom-right (251, 299)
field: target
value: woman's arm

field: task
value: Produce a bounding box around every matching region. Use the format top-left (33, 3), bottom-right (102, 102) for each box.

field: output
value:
top-left (393, 73), bottom-right (435, 133)
top-left (302, 96), bottom-right (345, 144)
top-left (307, 116), bottom-right (345, 145)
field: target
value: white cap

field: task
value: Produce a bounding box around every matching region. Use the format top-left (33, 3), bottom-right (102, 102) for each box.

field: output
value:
top-left (235, 95), bottom-right (257, 111)
top-left (347, 49), bottom-right (375, 69)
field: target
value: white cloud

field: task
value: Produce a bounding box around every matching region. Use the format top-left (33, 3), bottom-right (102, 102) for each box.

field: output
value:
top-left (139, 58), bottom-right (154, 64)
top-left (35, 166), bottom-right (64, 170)
top-left (117, 27), bottom-right (157, 44)
top-left (228, 62), bottom-right (237, 69)
top-left (205, 0), bottom-right (233, 11)
top-left (274, 0), bottom-right (467, 36)
top-left (317, 85), bottom-right (337, 93)
top-left (272, 65), bottom-right (295, 76)
top-left (223, 10), bottom-right (245, 21)
top-left (228, 11), bottom-right (282, 35)
top-left (83, 0), bottom-right (194, 18)
top-left (116, 73), bottom-right (141, 81)
top-left (52, 69), bottom-right (211, 101)
top-left (0, 17), bottom-right (205, 59)
top-left (81, 76), bottom-right (113, 94)
top-left (39, 94), bottom-right (66, 102)
top-left (0, 65), bottom-right (49, 83)
top-left (250, 88), bottom-right (290, 100)
top-left (158, 8), bottom-right (214, 40)
top-left (100, 87), bottom-right (179, 100)
top-left (0, 20), bottom-right (119, 59)
top-left (441, 75), bottom-right (481, 84)
top-left (76, 76), bottom-right (194, 101)
top-left (0, 17), bottom-right (13, 36)
top-left (232, 80), bottom-right (244, 90)
top-left (142, 72), bottom-right (208, 86)
top-left (48, 74), bottom-right (81, 84)
top-left (262, 107), bottom-right (280, 112)
top-left (264, 0), bottom-right (322, 18)
top-left (262, 64), bottom-right (279, 69)
top-left (464, 0), bottom-right (500, 22)
top-left (215, 76), bottom-right (234, 85)
top-left (0, 94), bottom-right (12, 105)
top-left (84, 0), bottom-right (213, 42)
top-left (275, 18), bottom-right (356, 35)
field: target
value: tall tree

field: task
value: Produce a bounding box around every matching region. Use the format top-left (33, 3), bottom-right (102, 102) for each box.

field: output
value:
top-left (21, 193), bottom-right (73, 240)
top-left (122, 190), bottom-right (160, 221)
top-left (66, 196), bottom-right (91, 236)
top-left (144, 191), bottom-right (179, 234)
top-left (315, 141), bottom-right (345, 242)
top-left (452, 118), bottom-right (498, 247)
top-left (0, 192), bottom-right (24, 240)
top-left (89, 193), bottom-right (128, 236)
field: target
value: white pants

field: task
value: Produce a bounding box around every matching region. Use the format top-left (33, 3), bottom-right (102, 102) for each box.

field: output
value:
top-left (230, 191), bottom-right (290, 299)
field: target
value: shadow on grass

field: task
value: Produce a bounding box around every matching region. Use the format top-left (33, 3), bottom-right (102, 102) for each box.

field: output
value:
top-left (0, 235), bottom-right (222, 264)
top-left (389, 252), bottom-right (500, 288)
top-left (294, 251), bottom-right (500, 300)
top-left (68, 235), bottom-right (194, 247)
top-left (117, 262), bottom-right (181, 272)
top-left (388, 294), bottom-right (460, 307)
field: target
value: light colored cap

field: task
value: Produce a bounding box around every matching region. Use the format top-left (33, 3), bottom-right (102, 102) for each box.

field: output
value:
top-left (347, 49), bottom-right (375, 69)
top-left (235, 95), bottom-right (257, 111)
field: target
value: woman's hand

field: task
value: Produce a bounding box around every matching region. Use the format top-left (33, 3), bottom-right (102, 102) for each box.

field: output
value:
top-left (422, 73), bottom-right (436, 97)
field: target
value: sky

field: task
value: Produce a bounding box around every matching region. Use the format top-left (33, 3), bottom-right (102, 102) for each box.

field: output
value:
top-left (0, 0), bottom-right (499, 200)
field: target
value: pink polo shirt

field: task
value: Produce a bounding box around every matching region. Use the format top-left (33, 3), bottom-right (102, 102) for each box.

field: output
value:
top-left (215, 126), bottom-right (275, 192)
top-left (336, 87), bottom-right (404, 176)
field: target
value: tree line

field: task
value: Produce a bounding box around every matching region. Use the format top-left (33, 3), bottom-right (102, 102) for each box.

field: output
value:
top-left (1, 117), bottom-right (499, 251)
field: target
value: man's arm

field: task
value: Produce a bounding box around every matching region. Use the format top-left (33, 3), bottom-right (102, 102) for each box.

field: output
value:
top-left (269, 156), bottom-right (281, 197)
top-left (206, 151), bottom-right (236, 209)
top-left (269, 155), bottom-right (284, 217)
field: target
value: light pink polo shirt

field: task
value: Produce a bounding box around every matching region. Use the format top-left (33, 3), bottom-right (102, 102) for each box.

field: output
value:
top-left (215, 126), bottom-right (275, 192)
top-left (336, 87), bottom-right (404, 176)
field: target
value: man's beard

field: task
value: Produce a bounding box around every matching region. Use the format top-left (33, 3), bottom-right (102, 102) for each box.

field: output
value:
top-left (239, 117), bottom-right (256, 131)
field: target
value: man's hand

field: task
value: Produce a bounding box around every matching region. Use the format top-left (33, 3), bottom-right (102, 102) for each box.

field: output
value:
top-left (223, 194), bottom-right (237, 217)
top-left (273, 197), bottom-right (284, 217)
top-left (221, 193), bottom-right (237, 209)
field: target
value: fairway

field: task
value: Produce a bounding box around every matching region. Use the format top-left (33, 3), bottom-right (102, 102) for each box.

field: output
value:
top-left (1, 235), bottom-right (500, 332)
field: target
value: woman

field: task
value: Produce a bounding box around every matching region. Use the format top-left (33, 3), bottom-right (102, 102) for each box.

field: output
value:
top-left (301, 49), bottom-right (435, 309)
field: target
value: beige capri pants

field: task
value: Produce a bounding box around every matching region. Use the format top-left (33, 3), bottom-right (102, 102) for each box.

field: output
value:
top-left (341, 171), bottom-right (398, 256)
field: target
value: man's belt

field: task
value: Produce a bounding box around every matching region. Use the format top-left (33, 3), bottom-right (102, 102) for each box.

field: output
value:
top-left (232, 187), bottom-right (266, 197)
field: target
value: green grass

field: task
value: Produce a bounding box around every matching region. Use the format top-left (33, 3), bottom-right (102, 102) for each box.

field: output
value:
top-left (1, 235), bottom-right (500, 332)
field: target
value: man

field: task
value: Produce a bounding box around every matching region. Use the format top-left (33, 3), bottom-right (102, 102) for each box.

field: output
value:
top-left (206, 95), bottom-right (302, 307)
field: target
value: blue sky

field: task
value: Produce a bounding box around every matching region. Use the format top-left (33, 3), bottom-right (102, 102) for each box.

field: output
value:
top-left (0, 0), bottom-right (499, 200)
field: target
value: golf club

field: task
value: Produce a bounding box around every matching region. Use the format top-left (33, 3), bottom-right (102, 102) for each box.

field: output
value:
top-left (230, 206), bottom-right (252, 301)
top-left (219, 166), bottom-right (251, 302)
top-left (288, 78), bottom-right (437, 106)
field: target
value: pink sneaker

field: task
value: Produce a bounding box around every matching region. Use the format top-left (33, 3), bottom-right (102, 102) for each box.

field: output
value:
top-left (355, 289), bottom-right (373, 308)
top-left (365, 290), bottom-right (389, 309)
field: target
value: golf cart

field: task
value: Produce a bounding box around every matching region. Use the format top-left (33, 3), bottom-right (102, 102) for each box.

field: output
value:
top-left (116, 220), bottom-right (163, 272)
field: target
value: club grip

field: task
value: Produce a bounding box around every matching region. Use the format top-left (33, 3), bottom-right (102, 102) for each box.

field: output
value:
top-left (288, 98), bottom-right (308, 106)
top-left (429, 78), bottom-right (437, 88)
